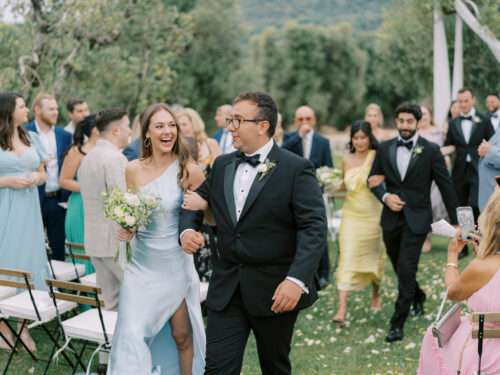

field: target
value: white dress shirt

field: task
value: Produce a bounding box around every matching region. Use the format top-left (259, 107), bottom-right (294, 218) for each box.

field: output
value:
top-left (396, 134), bottom-right (418, 180)
top-left (491, 110), bottom-right (499, 132)
top-left (220, 129), bottom-right (235, 154)
top-left (460, 109), bottom-right (476, 162)
top-left (302, 130), bottom-right (314, 160)
top-left (64, 122), bottom-right (76, 134)
top-left (233, 138), bottom-right (308, 293)
top-left (35, 121), bottom-right (59, 193)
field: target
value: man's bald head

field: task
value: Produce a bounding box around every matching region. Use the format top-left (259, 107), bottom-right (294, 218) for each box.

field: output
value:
top-left (294, 105), bottom-right (317, 130)
top-left (215, 104), bottom-right (233, 128)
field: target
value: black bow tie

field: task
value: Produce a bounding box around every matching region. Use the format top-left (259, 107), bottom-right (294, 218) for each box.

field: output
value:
top-left (236, 152), bottom-right (261, 167)
top-left (461, 115), bottom-right (473, 121)
top-left (396, 139), bottom-right (413, 150)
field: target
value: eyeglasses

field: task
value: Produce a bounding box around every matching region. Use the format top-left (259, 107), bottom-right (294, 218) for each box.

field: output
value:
top-left (225, 117), bottom-right (264, 129)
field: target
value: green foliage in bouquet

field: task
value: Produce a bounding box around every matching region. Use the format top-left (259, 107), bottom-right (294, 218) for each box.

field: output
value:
top-left (316, 167), bottom-right (343, 197)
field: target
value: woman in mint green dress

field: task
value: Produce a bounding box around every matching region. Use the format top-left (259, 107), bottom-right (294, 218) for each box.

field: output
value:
top-left (0, 92), bottom-right (49, 351)
top-left (59, 114), bottom-right (98, 274)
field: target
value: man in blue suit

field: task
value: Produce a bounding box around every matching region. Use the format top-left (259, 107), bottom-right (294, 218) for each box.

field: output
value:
top-left (213, 104), bottom-right (235, 154)
top-left (123, 137), bottom-right (140, 161)
top-left (283, 105), bottom-right (333, 289)
top-left (26, 93), bottom-right (72, 261)
top-left (478, 127), bottom-right (500, 211)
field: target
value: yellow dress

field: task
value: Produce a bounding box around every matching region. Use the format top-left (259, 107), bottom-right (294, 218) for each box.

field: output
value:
top-left (336, 150), bottom-right (385, 291)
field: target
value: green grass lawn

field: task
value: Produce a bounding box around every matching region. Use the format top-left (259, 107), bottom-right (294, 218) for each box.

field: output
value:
top-left (0, 235), bottom-right (456, 375)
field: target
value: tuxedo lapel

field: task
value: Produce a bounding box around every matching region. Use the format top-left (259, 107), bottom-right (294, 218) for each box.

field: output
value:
top-left (454, 119), bottom-right (467, 144)
top-left (403, 137), bottom-right (424, 182)
top-left (223, 160), bottom-right (238, 226)
top-left (239, 145), bottom-right (280, 222)
top-left (388, 139), bottom-right (402, 181)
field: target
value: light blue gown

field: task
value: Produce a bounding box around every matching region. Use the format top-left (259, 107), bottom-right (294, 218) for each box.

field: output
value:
top-left (108, 160), bottom-right (206, 375)
top-left (0, 131), bottom-right (49, 289)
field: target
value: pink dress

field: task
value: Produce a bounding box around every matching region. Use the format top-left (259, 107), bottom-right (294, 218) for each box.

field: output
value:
top-left (418, 269), bottom-right (500, 374)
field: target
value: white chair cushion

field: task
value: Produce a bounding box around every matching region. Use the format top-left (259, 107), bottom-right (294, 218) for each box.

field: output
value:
top-left (0, 286), bottom-right (16, 301)
top-left (50, 261), bottom-right (86, 281)
top-left (200, 282), bottom-right (209, 303)
top-left (80, 273), bottom-right (97, 287)
top-left (62, 309), bottom-right (117, 344)
top-left (0, 290), bottom-right (77, 321)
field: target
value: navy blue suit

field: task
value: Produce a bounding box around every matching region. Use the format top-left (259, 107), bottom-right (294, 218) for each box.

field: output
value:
top-left (283, 131), bottom-right (333, 283)
top-left (123, 138), bottom-right (141, 161)
top-left (25, 121), bottom-right (72, 260)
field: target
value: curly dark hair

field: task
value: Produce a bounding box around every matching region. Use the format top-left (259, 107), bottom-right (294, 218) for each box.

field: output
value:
top-left (394, 103), bottom-right (423, 122)
top-left (348, 120), bottom-right (378, 153)
top-left (0, 92), bottom-right (30, 151)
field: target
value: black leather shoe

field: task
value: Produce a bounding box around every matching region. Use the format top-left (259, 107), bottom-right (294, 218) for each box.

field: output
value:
top-left (97, 364), bottom-right (108, 375)
top-left (411, 292), bottom-right (426, 317)
top-left (318, 277), bottom-right (330, 290)
top-left (385, 328), bottom-right (404, 343)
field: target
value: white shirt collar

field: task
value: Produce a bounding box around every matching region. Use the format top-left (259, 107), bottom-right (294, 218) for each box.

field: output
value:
top-left (97, 138), bottom-right (120, 151)
top-left (35, 120), bottom-right (55, 134)
top-left (246, 138), bottom-right (275, 163)
top-left (460, 108), bottom-right (476, 118)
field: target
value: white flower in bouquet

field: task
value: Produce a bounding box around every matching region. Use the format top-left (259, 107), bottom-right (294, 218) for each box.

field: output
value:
top-left (103, 187), bottom-right (160, 263)
top-left (316, 167), bottom-right (343, 197)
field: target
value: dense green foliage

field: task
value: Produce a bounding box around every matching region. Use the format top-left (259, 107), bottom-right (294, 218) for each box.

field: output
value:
top-left (0, 0), bottom-right (498, 131)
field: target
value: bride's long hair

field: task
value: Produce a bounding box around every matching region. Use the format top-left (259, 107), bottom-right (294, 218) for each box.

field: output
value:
top-left (140, 103), bottom-right (190, 184)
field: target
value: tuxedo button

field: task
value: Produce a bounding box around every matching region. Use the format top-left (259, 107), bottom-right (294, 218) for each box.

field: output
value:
top-left (236, 234), bottom-right (241, 239)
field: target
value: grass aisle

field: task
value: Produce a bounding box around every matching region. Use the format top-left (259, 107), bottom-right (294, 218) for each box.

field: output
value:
top-left (0, 236), bottom-right (454, 374)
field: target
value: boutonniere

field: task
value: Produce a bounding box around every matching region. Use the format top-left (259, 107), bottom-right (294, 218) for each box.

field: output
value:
top-left (413, 145), bottom-right (424, 157)
top-left (256, 159), bottom-right (276, 181)
top-left (473, 116), bottom-right (481, 124)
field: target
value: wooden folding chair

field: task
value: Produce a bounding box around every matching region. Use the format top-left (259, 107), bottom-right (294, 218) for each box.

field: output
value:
top-left (65, 242), bottom-right (98, 287)
top-left (45, 279), bottom-right (117, 375)
top-left (0, 268), bottom-right (78, 374)
top-left (46, 242), bottom-right (87, 282)
top-left (472, 312), bottom-right (500, 374)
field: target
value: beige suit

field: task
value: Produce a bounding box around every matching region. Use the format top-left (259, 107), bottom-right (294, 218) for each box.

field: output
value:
top-left (79, 139), bottom-right (127, 310)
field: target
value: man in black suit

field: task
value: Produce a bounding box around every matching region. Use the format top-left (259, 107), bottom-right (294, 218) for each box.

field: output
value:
top-left (369, 103), bottom-right (458, 342)
top-left (180, 92), bottom-right (326, 374)
top-left (444, 88), bottom-right (495, 220)
top-left (283, 105), bottom-right (333, 289)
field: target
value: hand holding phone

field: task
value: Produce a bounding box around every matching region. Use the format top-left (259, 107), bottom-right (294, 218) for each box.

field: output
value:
top-left (457, 207), bottom-right (475, 241)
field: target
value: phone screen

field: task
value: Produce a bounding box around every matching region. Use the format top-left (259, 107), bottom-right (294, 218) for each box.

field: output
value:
top-left (457, 206), bottom-right (475, 241)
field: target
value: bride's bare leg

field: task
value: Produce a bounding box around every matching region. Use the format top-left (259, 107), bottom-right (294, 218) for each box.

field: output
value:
top-left (371, 283), bottom-right (381, 311)
top-left (333, 290), bottom-right (348, 324)
top-left (170, 300), bottom-right (193, 375)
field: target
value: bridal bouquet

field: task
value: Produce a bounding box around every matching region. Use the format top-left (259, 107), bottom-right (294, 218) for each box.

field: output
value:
top-left (316, 167), bottom-right (343, 197)
top-left (103, 187), bottom-right (160, 264)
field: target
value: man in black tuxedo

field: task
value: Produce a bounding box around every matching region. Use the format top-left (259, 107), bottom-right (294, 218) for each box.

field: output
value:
top-left (179, 92), bottom-right (326, 374)
top-left (369, 103), bottom-right (458, 342)
top-left (444, 88), bottom-right (495, 220)
top-left (282, 105), bottom-right (333, 289)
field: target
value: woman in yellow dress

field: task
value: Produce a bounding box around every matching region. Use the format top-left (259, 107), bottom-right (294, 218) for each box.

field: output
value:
top-left (333, 120), bottom-right (385, 325)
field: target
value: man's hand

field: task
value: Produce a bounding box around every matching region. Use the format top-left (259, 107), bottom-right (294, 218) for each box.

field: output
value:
top-left (298, 124), bottom-right (313, 138)
top-left (384, 193), bottom-right (405, 212)
top-left (478, 140), bottom-right (491, 158)
top-left (180, 230), bottom-right (204, 254)
top-left (271, 279), bottom-right (303, 314)
top-left (182, 190), bottom-right (208, 211)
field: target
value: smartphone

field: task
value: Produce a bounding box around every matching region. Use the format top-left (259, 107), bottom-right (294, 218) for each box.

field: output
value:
top-left (496, 175), bottom-right (500, 186)
top-left (457, 206), bottom-right (475, 241)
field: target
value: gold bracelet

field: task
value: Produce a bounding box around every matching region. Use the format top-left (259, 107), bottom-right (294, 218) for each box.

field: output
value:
top-left (446, 263), bottom-right (458, 269)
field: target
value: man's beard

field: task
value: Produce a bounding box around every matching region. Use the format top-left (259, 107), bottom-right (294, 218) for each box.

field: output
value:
top-left (398, 128), bottom-right (416, 140)
top-left (40, 113), bottom-right (56, 126)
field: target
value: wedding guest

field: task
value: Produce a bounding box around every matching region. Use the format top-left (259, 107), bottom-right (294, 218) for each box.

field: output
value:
top-left (364, 103), bottom-right (388, 141)
top-left (108, 103), bottom-right (205, 374)
top-left (64, 98), bottom-right (90, 135)
top-left (369, 103), bottom-right (458, 342)
top-left (478, 121), bottom-right (500, 212)
top-left (333, 121), bottom-right (384, 325)
top-left (0, 92), bottom-right (48, 352)
top-left (283, 105), bottom-right (333, 289)
top-left (418, 189), bottom-right (500, 374)
top-left (123, 113), bottom-right (143, 161)
top-left (444, 88), bottom-right (495, 221)
top-left (59, 114), bottom-right (99, 273)
top-left (274, 112), bottom-right (285, 146)
top-left (213, 104), bottom-right (234, 154)
top-left (26, 93), bottom-right (72, 261)
top-left (418, 105), bottom-right (449, 253)
top-left (486, 93), bottom-right (499, 132)
top-left (177, 107), bottom-right (220, 173)
top-left (79, 108), bottom-right (130, 311)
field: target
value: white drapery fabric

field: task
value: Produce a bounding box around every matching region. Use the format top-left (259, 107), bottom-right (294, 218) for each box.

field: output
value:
top-left (433, 6), bottom-right (451, 128)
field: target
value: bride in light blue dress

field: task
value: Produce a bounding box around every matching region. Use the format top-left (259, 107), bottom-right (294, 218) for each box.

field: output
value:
top-left (108, 103), bottom-right (206, 375)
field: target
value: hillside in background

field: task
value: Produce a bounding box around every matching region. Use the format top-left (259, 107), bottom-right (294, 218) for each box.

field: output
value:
top-left (240, 0), bottom-right (394, 32)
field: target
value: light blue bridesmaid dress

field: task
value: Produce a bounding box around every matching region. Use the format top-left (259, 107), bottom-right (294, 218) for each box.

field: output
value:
top-left (108, 160), bottom-right (206, 375)
top-left (0, 131), bottom-right (49, 289)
